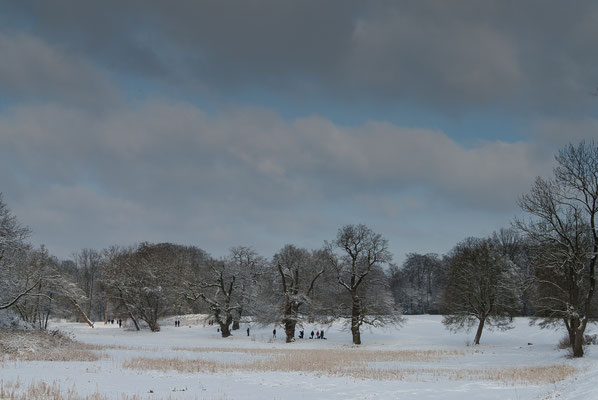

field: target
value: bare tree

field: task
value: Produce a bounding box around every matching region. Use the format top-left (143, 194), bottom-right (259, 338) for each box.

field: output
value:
top-left (75, 248), bottom-right (102, 320)
top-left (103, 243), bottom-right (180, 332)
top-left (395, 253), bottom-right (444, 314)
top-left (272, 245), bottom-right (326, 342)
top-left (516, 141), bottom-right (598, 357)
top-left (492, 228), bottom-right (535, 316)
top-left (441, 237), bottom-right (521, 345)
top-left (0, 193), bottom-right (38, 311)
top-left (324, 224), bottom-right (401, 345)
top-left (228, 246), bottom-right (264, 330)
top-left (185, 258), bottom-right (241, 338)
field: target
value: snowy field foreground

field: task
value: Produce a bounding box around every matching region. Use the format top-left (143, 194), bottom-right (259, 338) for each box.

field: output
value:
top-left (1, 315), bottom-right (597, 400)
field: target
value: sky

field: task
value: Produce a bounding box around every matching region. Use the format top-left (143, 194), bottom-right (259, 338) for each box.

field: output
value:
top-left (1, 0), bottom-right (597, 263)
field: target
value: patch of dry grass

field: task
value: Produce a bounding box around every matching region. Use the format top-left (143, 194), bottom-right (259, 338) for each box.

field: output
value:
top-left (0, 379), bottom-right (231, 400)
top-left (0, 379), bottom-right (110, 400)
top-left (125, 347), bottom-right (576, 385)
top-left (0, 329), bottom-right (102, 362)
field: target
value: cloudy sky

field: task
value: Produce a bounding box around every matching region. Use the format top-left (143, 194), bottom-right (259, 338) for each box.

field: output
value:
top-left (1, 1), bottom-right (597, 262)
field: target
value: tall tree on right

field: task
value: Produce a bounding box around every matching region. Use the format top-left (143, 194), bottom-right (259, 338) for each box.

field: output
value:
top-left (324, 224), bottom-right (401, 345)
top-left (516, 141), bottom-right (598, 357)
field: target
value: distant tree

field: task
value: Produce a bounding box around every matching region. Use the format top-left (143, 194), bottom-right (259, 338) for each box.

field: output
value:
top-left (74, 248), bottom-right (102, 320)
top-left (185, 257), bottom-right (241, 338)
top-left (272, 245), bottom-right (326, 342)
top-left (441, 237), bottom-right (521, 345)
top-left (492, 228), bottom-right (535, 316)
top-left (228, 246), bottom-right (264, 330)
top-left (103, 243), bottom-right (180, 332)
top-left (324, 224), bottom-right (402, 345)
top-left (395, 253), bottom-right (444, 314)
top-left (516, 141), bottom-right (598, 357)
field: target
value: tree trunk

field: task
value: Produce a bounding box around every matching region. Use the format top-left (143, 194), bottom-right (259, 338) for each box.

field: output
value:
top-left (147, 319), bottom-right (160, 332)
top-left (219, 321), bottom-right (232, 337)
top-left (351, 297), bottom-right (362, 345)
top-left (72, 300), bottom-right (94, 328)
top-left (473, 317), bottom-right (486, 345)
top-left (104, 296), bottom-right (109, 325)
top-left (128, 310), bottom-right (140, 331)
top-left (284, 319), bottom-right (297, 343)
top-left (572, 331), bottom-right (584, 357)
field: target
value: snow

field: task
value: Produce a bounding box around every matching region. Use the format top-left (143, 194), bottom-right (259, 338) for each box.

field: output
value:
top-left (1, 315), bottom-right (597, 399)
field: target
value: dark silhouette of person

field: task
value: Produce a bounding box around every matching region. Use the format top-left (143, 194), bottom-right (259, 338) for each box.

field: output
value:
top-left (299, 330), bottom-right (304, 339)
top-left (247, 327), bottom-right (250, 336)
top-left (273, 328), bottom-right (277, 338)
top-left (320, 330), bottom-right (325, 339)
top-left (310, 330), bottom-right (314, 339)
top-left (118, 319), bottom-right (122, 328)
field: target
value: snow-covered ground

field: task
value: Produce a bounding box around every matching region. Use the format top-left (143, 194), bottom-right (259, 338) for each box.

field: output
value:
top-left (1, 315), bottom-right (597, 399)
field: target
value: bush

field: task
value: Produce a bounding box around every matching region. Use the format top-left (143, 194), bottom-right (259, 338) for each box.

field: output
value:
top-left (558, 334), bottom-right (598, 350)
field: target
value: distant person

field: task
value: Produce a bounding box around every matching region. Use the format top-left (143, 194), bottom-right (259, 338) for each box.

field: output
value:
top-left (310, 330), bottom-right (314, 339)
top-left (316, 330), bottom-right (320, 339)
top-left (273, 328), bottom-right (277, 338)
top-left (247, 327), bottom-right (250, 336)
top-left (320, 330), bottom-right (325, 339)
top-left (299, 330), bottom-right (304, 339)
top-left (118, 319), bottom-right (122, 328)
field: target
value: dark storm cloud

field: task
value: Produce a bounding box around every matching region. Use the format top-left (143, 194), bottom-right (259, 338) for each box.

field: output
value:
top-left (3, 1), bottom-right (598, 114)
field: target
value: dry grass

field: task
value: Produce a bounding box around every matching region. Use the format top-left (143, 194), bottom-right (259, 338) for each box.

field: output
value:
top-left (0, 379), bottom-right (231, 400)
top-left (125, 347), bottom-right (576, 385)
top-left (0, 329), bottom-right (102, 362)
top-left (0, 379), bottom-right (111, 400)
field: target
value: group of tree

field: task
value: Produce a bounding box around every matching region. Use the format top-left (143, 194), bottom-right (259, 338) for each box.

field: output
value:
top-left (1, 141), bottom-right (596, 356)
top-left (0, 198), bottom-right (400, 344)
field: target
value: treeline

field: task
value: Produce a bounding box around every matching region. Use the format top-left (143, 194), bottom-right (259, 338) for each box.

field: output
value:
top-left (1, 141), bottom-right (596, 357)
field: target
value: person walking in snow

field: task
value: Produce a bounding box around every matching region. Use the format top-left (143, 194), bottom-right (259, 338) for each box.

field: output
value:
top-left (310, 330), bottom-right (314, 339)
top-left (273, 328), bottom-right (277, 338)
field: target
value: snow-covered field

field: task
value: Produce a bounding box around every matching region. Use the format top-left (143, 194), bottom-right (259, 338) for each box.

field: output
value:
top-left (1, 315), bottom-right (597, 400)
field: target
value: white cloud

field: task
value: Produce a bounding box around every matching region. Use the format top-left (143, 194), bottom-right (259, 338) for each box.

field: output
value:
top-left (0, 99), bottom-right (554, 258)
top-left (0, 32), bottom-right (121, 108)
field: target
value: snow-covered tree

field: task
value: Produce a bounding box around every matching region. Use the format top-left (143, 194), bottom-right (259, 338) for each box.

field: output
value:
top-left (516, 141), bottom-right (598, 357)
top-left (0, 193), bottom-right (36, 311)
top-left (324, 224), bottom-right (402, 345)
top-left (272, 245), bottom-right (326, 342)
top-left (228, 246), bottom-right (265, 330)
top-left (441, 237), bottom-right (521, 345)
top-left (185, 257), bottom-right (242, 337)
top-left (103, 243), bottom-right (180, 332)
